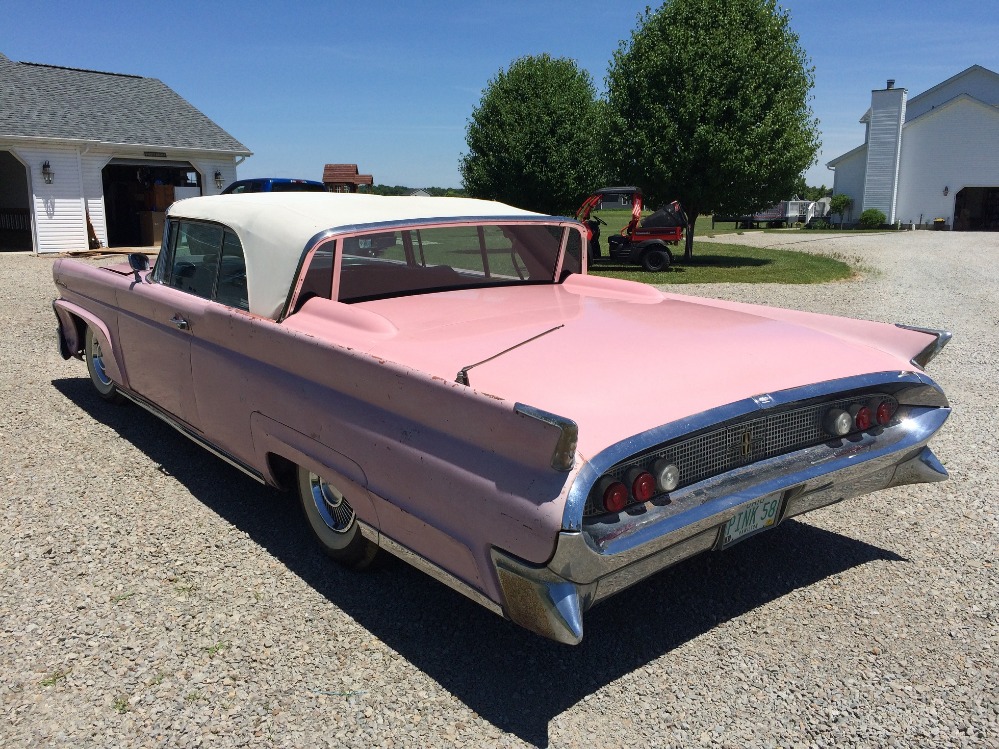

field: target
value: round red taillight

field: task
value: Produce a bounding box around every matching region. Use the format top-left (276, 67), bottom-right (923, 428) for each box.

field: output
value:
top-left (854, 405), bottom-right (873, 431)
top-left (603, 481), bottom-right (629, 513)
top-left (631, 471), bottom-right (657, 503)
top-left (876, 401), bottom-right (893, 426)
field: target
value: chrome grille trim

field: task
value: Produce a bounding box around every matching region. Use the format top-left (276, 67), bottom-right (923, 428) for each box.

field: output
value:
top-left (583, 392), bottom-right (898, 517)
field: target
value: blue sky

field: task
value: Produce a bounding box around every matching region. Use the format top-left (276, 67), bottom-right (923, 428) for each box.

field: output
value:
top-left (4, 1), bottom-right (998, 190)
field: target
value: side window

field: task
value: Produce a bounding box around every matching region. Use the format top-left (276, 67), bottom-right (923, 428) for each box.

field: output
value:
top-left (227, 183), bottom-right (247, 194)
top-left (297, 246), bottom-right (334, 303)
top-left (215, 230), bottom-right (249, 310)
top-left (151, 220), bottom-right (178, 283)
top-left (562, 228), bottom-right (582, 276)
top-left (167, 222), bottom-right (224, 299)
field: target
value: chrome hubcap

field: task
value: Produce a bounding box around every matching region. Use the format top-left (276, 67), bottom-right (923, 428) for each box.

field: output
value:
top-left (308, 472), bottom-right (355, 534)
top-left (91, 337), bottom-right (112, 386)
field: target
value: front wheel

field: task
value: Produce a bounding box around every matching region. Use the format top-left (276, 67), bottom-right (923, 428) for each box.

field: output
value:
top-left (297, 466), bottom-right (381, 569)
top-left (85, 326), bottom-right (125, 403)
top-left (641, 247), bottom-right (672, 272)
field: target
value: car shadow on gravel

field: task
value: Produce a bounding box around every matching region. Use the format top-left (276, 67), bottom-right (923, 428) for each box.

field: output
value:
top-left (55, 377), bottom-right (908, 748)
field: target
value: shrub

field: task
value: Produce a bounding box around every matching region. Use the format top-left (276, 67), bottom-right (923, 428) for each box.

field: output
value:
top-left (805, 219), bottom-right (830, 230)
top-left (859, 208), bottom-right (886, 228)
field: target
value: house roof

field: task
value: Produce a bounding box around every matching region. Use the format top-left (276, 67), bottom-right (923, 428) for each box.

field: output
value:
top-left (907, 64), bottom-right (999, 110)
top-left (829, 64), bottom-right (999, 168)
top-left (903, 91), bottom-right (999, 126)
top-left (856, 65), bottom-right (999, 125)
top-left (825, 142), bottom-right (867, 168)
top-left (0, 52), bottom-right (250, 154)
top-left (322, 163), bottom-right (373, 185)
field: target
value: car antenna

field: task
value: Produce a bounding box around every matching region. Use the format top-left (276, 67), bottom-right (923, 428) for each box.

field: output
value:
top-left (456, 325), bottom-right (564, 386)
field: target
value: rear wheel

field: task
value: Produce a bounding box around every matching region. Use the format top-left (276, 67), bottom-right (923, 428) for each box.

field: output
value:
top-left (85, 326), bottom-right (125, 403)
top-left (641, 247), bottom-right (672, 272)
top-left (297, 466), bottom-right (381, 569)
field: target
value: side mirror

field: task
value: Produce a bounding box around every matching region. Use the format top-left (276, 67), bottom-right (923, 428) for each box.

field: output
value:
top-left (128, 253), bottom-right (150, 272)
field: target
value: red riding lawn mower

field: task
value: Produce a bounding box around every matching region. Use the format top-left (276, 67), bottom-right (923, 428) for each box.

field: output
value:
top-left (575, 186), bottom-right (687, 272)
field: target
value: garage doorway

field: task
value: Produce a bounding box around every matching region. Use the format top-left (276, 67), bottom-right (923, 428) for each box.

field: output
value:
top-left (102, 160), bottom-right (202, 247)
top-left (0, 151), bottom-right (32, 251)
top-left (954, 187), bottom-right (999, 231)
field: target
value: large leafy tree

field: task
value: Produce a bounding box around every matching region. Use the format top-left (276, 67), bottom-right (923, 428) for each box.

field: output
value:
top-left (461, 54), bottom-right (604, 215)
top-left (605, 0), bottom-right (820, 259)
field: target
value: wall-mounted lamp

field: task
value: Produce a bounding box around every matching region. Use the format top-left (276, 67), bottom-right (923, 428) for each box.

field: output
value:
top-left (943, 186), bottom-right (949, 196)
top-left (41, 160), bottom-right (54, 184)
top-left (214, 170), bottom-right (224, 190)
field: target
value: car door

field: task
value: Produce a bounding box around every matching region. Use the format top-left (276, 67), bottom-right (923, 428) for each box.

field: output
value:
top-left (116, 220), bottom-right (224, 429)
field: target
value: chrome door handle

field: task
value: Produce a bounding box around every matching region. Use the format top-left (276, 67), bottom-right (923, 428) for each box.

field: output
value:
top-left (170, 314), bottom-right (190, 330)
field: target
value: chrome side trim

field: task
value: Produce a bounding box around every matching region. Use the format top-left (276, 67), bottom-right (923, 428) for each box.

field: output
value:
top-left (514, 403), bottom-right (578, 472)
top-left (560, 371), bottom-right (945, 531)
top-left (371, 529), bottom-right (504, 618)
top-left (895, 324), bottom-right (953, 369)
top-left (119, 390), bottom-right (267, 485)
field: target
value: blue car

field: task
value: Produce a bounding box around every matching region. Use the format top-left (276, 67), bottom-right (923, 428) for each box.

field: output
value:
top-left (221, 178), bottom-right (328, 194)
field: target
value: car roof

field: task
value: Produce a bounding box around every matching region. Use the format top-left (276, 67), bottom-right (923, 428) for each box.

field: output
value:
top-left (166, 192), bottom-right (548, 320)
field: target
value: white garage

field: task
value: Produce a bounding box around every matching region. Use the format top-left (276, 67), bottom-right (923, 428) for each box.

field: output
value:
top-left (826, 65), bottom-right (999, 230)
top-left (0, 52), bottom-right (251, 253)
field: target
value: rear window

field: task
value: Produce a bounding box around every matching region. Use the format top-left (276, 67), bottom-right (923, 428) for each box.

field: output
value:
top-left (335, 224), bottom-right (574, 303)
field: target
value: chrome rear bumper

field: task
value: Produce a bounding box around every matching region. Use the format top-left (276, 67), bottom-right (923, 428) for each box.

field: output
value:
top-left (491, 404), bottom-right (949, 644)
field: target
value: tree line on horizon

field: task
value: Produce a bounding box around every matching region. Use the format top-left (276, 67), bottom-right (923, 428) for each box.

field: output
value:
top-left (459, 0), bottom-right (822, 259)
top-left (358, 185), bottom-right (468, 198)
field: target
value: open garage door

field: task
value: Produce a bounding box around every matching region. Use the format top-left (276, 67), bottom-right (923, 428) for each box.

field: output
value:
top-left (954, 187), bottom-right (999, 231)
top-left (0, 151), bottom-right (32, 252)
top-left (102, 160), bottom-right (202, 247)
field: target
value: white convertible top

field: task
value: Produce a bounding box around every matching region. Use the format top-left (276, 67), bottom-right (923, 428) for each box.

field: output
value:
top-left (167, 192), bottom-right (547, 319)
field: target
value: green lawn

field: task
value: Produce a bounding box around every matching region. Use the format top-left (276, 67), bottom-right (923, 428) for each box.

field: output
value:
top-left (587, 208), bottom-right (854, 284)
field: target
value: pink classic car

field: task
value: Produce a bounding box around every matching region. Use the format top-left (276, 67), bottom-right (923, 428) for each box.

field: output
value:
top-left (53, 193), bottom-right (951, 644)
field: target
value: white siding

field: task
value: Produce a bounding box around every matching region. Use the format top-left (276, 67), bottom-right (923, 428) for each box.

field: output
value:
top-left (189, 157), bottom-right (239, 196)
top-left (13, 144), bottom-right (88, 253)
top-left (832, 146), bottom-right (867, 223)
top-left (862, 88), bottom-right (907, 222)
top-left (81, 149), bottom-right (113, 248)
top-left (897, 97), bottom-right (999, 226)
top-left (2, 143), bottom-right (240, 253)
top-left (905, 67), bottom-right (999, 120)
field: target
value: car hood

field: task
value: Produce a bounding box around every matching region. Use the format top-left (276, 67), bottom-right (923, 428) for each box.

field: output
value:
top-left (294, 275), bottom-right (929, 458)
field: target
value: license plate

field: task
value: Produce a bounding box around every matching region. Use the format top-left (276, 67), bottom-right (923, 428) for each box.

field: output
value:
top-left (721, 492), bottom-right (781, 547)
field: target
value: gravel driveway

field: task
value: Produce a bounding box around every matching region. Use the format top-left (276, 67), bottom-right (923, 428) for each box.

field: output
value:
top-left (2, 231), bottom-right (996, 748)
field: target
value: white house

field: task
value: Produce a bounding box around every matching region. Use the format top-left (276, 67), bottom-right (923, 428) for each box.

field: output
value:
top-left (0, 52), bottom-right (251, 253)
top-left (826, 65), bottom-right (999, 230)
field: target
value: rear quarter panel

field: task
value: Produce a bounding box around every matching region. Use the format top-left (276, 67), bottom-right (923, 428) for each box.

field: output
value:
top-left (186, 304), bottom-right (575, 597)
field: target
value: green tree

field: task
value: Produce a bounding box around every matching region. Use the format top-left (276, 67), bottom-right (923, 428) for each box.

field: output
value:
top-left (461, 54), bottom-right (605, 215)
top-left (604, 0), bottom-right (821, 259)
top-left (829, 193), bottom-right (853, 228)
top-left (804, 183), bottom-right (832, 201)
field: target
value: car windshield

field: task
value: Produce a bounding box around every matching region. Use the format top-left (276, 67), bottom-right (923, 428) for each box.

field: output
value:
top-left (331, 224), bottom-right (572, 303)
